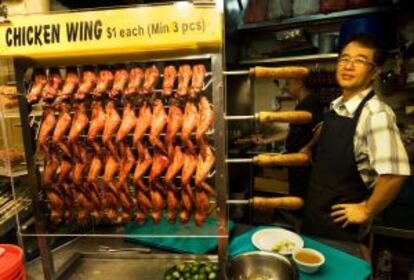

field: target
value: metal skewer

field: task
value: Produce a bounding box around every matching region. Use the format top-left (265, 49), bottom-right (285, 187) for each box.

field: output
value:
top-left (225, 158), bottom-right (254, 163)
top-left (222, 70), bottom-right (251, 76)
top-left (226, 199), bottom-right (251, 205)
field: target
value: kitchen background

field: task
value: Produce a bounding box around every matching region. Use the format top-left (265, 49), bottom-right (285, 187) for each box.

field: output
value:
top-left (0, 0), bottom-right (413, 278)
top-left (224, 1), bottom-right (414, 278)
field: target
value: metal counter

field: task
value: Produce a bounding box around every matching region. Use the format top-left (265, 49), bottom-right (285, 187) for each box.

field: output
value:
top-left (25, 223), bottom-right (367, 280)
top-left (25, 236), bottom-right (217, 280)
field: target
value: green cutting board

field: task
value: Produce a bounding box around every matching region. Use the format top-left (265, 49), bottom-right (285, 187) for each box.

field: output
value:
top-left (229, 226), bottom-right (372, 280)
top-left (124, 216), bottom-right (234, 254)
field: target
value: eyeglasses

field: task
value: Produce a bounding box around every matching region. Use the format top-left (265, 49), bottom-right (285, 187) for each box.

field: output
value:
top-left (337, 56), bottom-right (376, 68)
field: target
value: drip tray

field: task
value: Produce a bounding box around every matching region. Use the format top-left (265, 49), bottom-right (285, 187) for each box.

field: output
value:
top-left (58, 252), bottom-right (217, 280)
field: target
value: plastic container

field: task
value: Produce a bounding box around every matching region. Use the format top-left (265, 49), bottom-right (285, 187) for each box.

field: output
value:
top-left (268, 0), bottom-right (292, 20)
top-left (337, 15), bottom-right (392, 50)
top-left (320, 0), bottom-right (347, 13)
top-left (0, 244), bottom-right (25, 280)
top-left (318, 33), bottom-right (337, 53)
top-left (347, 0), bottom-right (372, 9)
top-left (292, 0), bottom-right (319, 16)
top-left (243, 0), bottom-right (269, 23)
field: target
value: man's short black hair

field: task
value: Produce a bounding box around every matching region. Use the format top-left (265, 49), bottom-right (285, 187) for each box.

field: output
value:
top-left (339, 33), bottom-right (386, 66)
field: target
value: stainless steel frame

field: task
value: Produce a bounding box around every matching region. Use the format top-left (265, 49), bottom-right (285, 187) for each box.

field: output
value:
top-left (15, 60), bottom-right (56, 279)
top-left (211, 53), bottom-right (228, 279)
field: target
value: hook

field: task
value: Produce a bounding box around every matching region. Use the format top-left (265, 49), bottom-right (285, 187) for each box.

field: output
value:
top-left (314, 62), bottom-right (320, 72)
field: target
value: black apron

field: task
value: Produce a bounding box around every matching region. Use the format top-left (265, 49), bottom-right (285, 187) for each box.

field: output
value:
top-left (303, 91), bottom-right (375, 242)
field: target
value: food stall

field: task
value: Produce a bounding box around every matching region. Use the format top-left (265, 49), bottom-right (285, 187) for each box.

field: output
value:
top-left (0, 1), bottom-right (314, 279)
top-left (1, 0), bottom-right (413, 279)
top-left (0, 1), bottom-right (334, 278)
top-left (0, 2), bottom-right (230, 279)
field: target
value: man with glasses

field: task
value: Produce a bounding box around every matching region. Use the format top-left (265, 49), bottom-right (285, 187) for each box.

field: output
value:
top-left (301, 34), bottom-right (410, 242)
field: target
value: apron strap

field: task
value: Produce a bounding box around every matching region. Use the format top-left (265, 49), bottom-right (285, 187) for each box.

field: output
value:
top-left (352, 90), bottom-right (376, 121)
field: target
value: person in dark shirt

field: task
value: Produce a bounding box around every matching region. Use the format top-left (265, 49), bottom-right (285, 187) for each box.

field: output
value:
top-left (284, 78), bottom-right (324, 199)
top-left (252, 77), bottom-right (324, 208)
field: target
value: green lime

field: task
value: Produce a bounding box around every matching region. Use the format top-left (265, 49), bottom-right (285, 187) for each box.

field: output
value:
top-left (177, 264), bottom-right (186, 272)
top-left (208, 272), bottom-right (216, 280)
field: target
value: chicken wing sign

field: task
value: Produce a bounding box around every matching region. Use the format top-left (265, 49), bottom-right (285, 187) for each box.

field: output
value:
top-left (5, 20), bottom-right (103, 47)
top-left (0, 3), bottom-right (222, 59)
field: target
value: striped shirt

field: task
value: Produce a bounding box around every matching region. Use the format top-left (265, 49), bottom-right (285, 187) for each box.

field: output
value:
top-left (330, 87), bottom-right (410, 189)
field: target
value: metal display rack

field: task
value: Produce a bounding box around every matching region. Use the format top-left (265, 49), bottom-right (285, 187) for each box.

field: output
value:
top-left (15, 53), bottom-right (227, 280)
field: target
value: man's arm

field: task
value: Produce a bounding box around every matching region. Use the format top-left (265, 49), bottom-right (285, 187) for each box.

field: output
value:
top-left (331, 174), bottom-right (407, 226)
top-left (298, 124), bottom-right (322, 157)
top-left (261, 131), bottom-right (289, 144)
top-left (248, 131), bottom-right (289, 145)
top-left (366, 174), bottom-right (406, 215)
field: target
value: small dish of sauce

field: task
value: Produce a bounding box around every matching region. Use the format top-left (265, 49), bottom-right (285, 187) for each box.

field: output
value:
top-left (292, 248), bottom-right (325, 274)
top-left (295, 250), bottom-right (322, 264)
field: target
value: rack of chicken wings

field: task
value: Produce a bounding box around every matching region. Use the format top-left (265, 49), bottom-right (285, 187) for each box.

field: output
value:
top-left (29, 63), bottom-right (216, 227)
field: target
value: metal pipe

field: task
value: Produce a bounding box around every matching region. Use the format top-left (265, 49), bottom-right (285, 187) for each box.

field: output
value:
top-left (225, 158), bottom-right (253, 163)
top-left (98, 246), bottom-right (152, 253)
top-left (15, 60), bottom-right (55, 280)
top-left (222, 70), bottom-right (249, 76)
top-left (227, 199), bottom-right (250, 205)
top-left (224, 115), bottom-right (255, 120)
top-left (212, 51), bottom-right (228, 280)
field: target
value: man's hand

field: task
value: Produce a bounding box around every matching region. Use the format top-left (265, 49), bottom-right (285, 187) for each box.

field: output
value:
top-left (251, 134), bottom-right (266, 145)
top-left (330, 202), bottom-right (372, 228)
top-left (330, 175), bottom-right (406, 229)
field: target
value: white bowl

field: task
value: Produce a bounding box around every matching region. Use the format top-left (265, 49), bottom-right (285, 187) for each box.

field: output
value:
top-left (251, 228), bottom-right (304, 255)
top-left (292, 248), bottom-right (325, 274)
